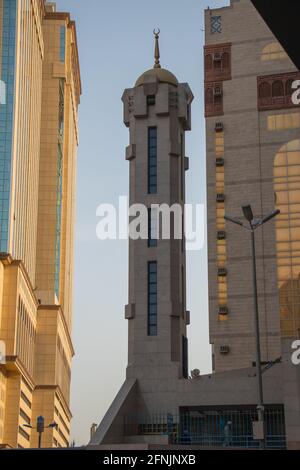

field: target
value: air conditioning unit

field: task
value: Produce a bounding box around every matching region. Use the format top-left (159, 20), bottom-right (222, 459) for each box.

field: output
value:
top-left (218, 267), bottom-right (227, 277)
top-left (216, 193), bottom-right (225, 203)
top-left (217, 230), bottom-right (226, 240)
top-left (213, 52), bottom-right (223, 61)
top-left (219, 306), bottom-right (229, 316)
top-left (216, 157), bottom-right (225, 167)
top-left (191, 369), bottom-right (200, 379)
top-left (215, 121), bottom-right (224, 132)
top-left (213, 86), bottom-right (222, 97)
top-left (220, 345), bottom-right (230, 355)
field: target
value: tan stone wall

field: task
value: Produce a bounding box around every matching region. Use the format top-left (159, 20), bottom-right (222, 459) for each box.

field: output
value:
top-left (35, 15), bottom-right (79, 331)
top-left (0, 3), bottom-right (80, 449)
top-left (33, 305), bottom-right (73, 411)
top-left (30, 387), bottom-right (71, 448)
top-left (0, 264), bottom-right (18, 355)
top-left (205, 0), bottom-right (299, 372)
top-left (9, 0), bottom-right (44, 284)
top-left (2, 374), bottom-right (21, 448)
top-left (0, 260), bottom-right (36, 448)
top-left (0, 261), bottom-right (4, 331)
top-left (0, 368), bottom-right (6, 444)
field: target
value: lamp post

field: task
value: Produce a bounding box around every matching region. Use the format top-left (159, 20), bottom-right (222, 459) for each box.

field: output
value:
top-left (224, 206), bottom-right (280, 450)
top-left (23, 416), bottom-right (57, 448)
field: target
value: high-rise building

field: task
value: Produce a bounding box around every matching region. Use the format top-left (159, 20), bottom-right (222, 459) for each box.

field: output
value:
top-left (205, 0), bottom-right (300, 373)
top-left (0, 1), bottom-right (81, 448)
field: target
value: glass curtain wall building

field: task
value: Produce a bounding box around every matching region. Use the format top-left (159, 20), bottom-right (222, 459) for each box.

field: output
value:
top-left (0, 0), bottom-right (81, 448)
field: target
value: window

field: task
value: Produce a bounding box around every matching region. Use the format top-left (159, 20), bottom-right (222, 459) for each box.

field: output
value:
top-left (147, 95), bottom-right (155, 106)
top-left (268, 113), bottom-right (300, 131)
top-left (55, 143), bottom-right (63, 298)
top-left (259, 82), bottom-right (271, 99)
top-left (148, 127), bottom-right (157, 194)
top-left (285, 79), bottom-right (294, 97)
top-left (274, 139), bottom-right (300, 337)
top-left (272, 81), bottom-right (284, 98)
top-left (18, 426), bottom-right (30, 441)
top-left (261, 42), bottom-right (287, 61)
top-left (215, 130), bottom-right (228, 321)
top-left (148, 208), bottom-right (158, 247)
top-left (182, 336), bottom-right (188, 379)
top-left (58, 80), bottom-right (64, 136)
top-left (20, 408), bottom-right (30, 425)
top-left (258, 72), bottom-right (300, 111)
top-left (148, 262), bottom-right (157, 336)
top-left (60, 26), bottom-right (66, 62)
top-left (204, 44), bottom-right (231, 82)
top-left (55, 79), bottom-right (65, 298)
top-left (210, 16), bottom-right (222, 34)
top-left (20, 391), bottom-right (31, 409)
top-left (222, 52), bottom-right (229, 69)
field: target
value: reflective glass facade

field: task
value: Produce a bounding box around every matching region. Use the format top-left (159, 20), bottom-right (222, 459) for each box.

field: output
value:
top-left (148, 261), bottom-right (157, 336)
top-left (0, 0), bottom-right (16, 252)
top-left (60, 25), bottom-right (66, 62)
top-left (148, 127), bottom-right (157, 194)
top-left (274, 139), bottom-right (300, 337)
top-left (55, 79), bottom-right (64, 297)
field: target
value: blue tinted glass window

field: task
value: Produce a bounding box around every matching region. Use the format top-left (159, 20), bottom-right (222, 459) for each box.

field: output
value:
top-left (148, 208), bottom-right (157, 248)
top-left (54, 80), bottom-right (65, 297)
top-left (148, 127), bottom-right (157, 194)
top-left (0, 0), bottom-right (17, 252)
top-left (60, 26), bottom-right (66, 62)
top-left (148, 261), bottom-right (157, 336)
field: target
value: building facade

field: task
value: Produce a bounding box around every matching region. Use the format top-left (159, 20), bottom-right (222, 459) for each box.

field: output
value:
top-left (0, 0), bottom-right (81, 448)
top-left (205, 0), bottom-right (300, 373)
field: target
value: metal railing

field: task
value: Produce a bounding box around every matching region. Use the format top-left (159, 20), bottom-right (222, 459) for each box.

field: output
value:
top-left (124, 407), bottom-right (286, 449)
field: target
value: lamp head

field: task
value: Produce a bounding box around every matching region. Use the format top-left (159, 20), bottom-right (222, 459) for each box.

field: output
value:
top-left (242, 205), bottom-right (254, 223)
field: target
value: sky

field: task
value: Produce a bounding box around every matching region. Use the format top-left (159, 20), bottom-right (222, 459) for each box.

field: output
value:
top-left (56, 0), bottom-right (229, 446)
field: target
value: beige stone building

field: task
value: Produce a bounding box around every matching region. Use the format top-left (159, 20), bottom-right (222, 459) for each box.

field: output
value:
top-left (0, 1), bottom-right (81, 448)
top-left (205, 0), bottom-right (300, 374)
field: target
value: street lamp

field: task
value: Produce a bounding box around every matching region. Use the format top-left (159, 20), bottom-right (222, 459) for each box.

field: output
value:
top-left (224, 206), bottom-right (280, 450)
top-left (23, 416), bottom-right (58, 448)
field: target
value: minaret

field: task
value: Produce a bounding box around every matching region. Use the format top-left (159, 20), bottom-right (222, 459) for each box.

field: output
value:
top-left (122, 31), bottom-right (193, 385)
top-left (90, 33), bottom-right (193, 445)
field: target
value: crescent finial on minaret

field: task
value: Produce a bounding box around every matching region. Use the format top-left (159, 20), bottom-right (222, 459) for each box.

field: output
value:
top-left (153, 28), bottom-right (161, 69)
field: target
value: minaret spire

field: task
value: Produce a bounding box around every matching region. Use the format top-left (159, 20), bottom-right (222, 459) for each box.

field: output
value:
top-left (153, 28), bottom-right (161, 69)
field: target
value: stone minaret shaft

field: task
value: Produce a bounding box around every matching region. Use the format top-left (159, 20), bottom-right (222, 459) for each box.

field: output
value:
top-left (122, 33), bottom-right (194, 381)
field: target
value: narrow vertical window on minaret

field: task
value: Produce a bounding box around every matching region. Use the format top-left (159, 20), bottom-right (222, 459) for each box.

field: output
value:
top-left (148, 127), bottom-right (157, 193)
top-left (148, 208), bottom-right (158, 247)
top-left (182, 336), bottom-right (188, 379)
top-left (180, 134), bottom-right (184, 201)
top-left (148, 261), bottom-right (158, 336)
